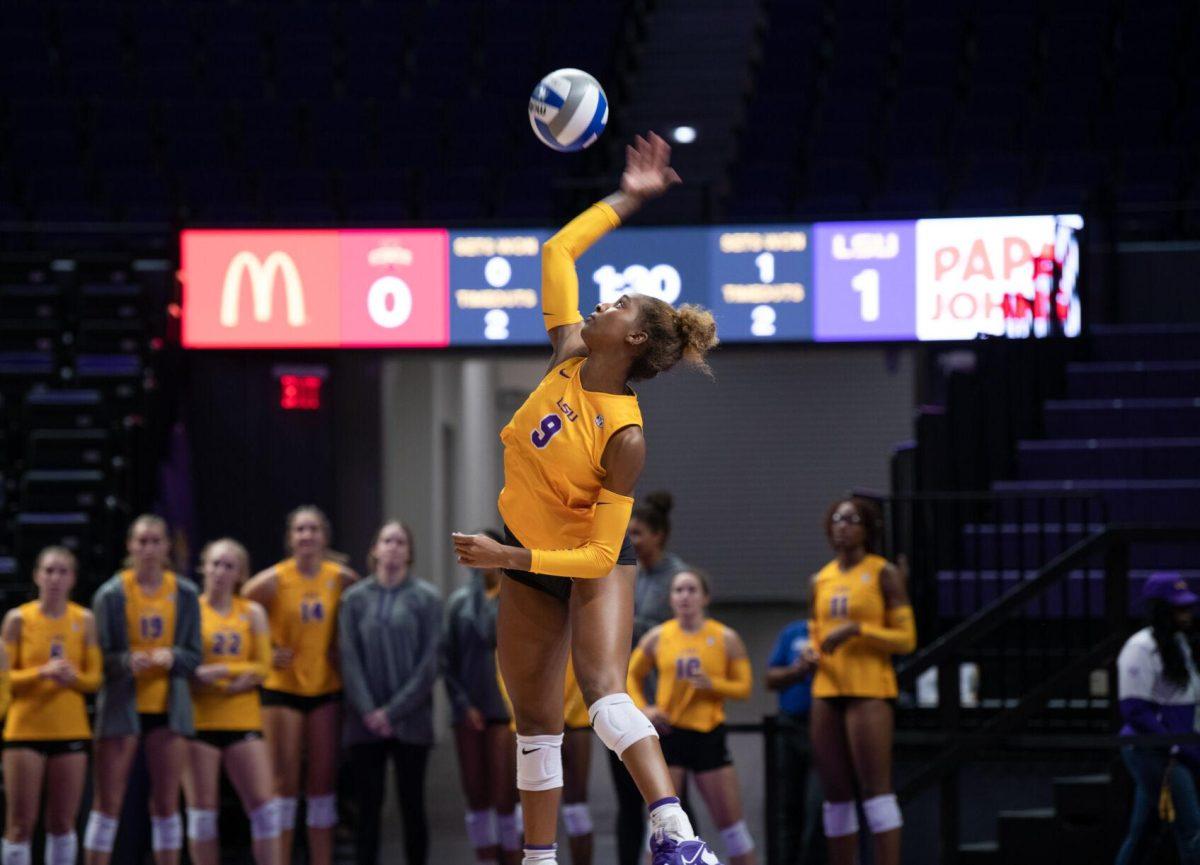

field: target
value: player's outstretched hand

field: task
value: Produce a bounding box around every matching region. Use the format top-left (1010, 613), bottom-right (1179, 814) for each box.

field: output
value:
top-left (620, 132), bottom-right (682, 202)
top-left (452, 532), bottom-right (508, 570)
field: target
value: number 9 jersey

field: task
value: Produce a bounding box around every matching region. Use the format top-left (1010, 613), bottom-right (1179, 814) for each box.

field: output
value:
top-left (497, 356), bottom-right (642, 552)
top-left (263, 558), bottom-right (343, 697)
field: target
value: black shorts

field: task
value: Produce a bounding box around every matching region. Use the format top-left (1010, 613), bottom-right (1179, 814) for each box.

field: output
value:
top-left (260, 689), bottom-right (342, 713)
top-left (3, 739), bottom-right (88, 756)
top-left (139, 712), bottom-right (170, 733)
top-left (661, 725), bottom-right (732, 774)
top-left (502, 524), bottom-right (636, 603)
top-left (193, 729), bottom-right (263, 750)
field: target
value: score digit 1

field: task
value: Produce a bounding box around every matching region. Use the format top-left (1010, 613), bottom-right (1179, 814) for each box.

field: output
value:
top-left (851, 268), bottom-right (880, 322)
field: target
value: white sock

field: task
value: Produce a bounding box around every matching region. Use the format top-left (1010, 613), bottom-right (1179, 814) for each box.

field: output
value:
top-left (1, 839), bottom-right (31, 865)
top-left (649, 796), bottom-right (695, 841)
top-left (523, 843), bottom-right (557, 864)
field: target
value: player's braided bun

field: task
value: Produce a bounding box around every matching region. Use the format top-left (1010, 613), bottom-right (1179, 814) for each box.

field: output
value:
top-left (629, 298), bottom-right (719, 381)
top-left (643, 490), bottom-right (673, 515)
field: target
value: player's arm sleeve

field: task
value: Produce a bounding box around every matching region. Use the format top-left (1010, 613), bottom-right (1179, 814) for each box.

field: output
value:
top-left (441, 601), bottom-right (471, 718)
top-left (858, 605), bottom-right (917, 654)
top-left (528, 487), bottom-right (633, 579)
top-left (72, 643), bottom-right (104, 694)
top-left (541, 201), bottom-right (622, 331)
top-left (708, 657), bottom-right (753, 700)
top-left (626, 646), bottom-right (654, 709)
top-left (170, 589), bottom-right (203, 677)
top-left (0, 670), bottom-right (9, 719)
top-left (337, 595), bottom-right (378, 717)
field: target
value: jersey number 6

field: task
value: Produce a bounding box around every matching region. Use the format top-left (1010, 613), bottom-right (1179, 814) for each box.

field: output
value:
top-left (531, 413), bottom-right (563, 448)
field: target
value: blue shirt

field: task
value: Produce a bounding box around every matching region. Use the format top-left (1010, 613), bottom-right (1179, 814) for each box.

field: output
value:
top-left (768, 620), bottom-right (814, 718)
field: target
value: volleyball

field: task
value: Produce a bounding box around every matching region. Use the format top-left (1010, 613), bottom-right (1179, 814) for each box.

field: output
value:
top-left (528, 68), bottom-right (609, 152)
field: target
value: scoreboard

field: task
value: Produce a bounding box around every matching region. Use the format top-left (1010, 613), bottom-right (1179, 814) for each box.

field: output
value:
top-left (181, 214), bottom-right (1082, 349)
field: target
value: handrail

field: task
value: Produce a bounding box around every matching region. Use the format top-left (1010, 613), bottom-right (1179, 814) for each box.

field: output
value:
top-left (896, 523), bottom-right (1200, 688)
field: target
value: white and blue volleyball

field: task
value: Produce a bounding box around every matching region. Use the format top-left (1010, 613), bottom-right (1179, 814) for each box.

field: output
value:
top-left (528, 69), bottom-right (609, 152)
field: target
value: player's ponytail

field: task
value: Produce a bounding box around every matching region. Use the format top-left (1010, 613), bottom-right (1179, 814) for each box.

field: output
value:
top-left (629, 298), bottom-right (718, 381)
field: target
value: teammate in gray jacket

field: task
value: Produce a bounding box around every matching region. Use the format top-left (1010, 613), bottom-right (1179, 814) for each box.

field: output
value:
top-left (443, 529), bottom-right (520, 865)
top-left (338, 521), bottom-right (442, 865)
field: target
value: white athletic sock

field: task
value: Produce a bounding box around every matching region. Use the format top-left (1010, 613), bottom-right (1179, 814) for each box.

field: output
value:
top-left (523, 843), bottom-right (557, 864)
top-left (649, 796), bottom-right (695, 841)
top-left (1, 839), bottom-right (31, 865)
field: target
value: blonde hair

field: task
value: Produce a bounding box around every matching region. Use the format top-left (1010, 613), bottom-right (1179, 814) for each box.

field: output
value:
top-left (199, 538), bottom-right (251, 588)
top-left (34, 545), bottom-right (77, 577)
top-left (284, 505), bottom-right (350, 564)
top-left (629, 300), bottom-right (719, 381)
top-left (366, 519), bottom-right (416, 572)
top-left (123, 514), bottom-right (171, 570)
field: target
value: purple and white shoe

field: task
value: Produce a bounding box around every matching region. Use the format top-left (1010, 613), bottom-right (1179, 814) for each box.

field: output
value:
top-left (650, 831), bottom-right (722, 865)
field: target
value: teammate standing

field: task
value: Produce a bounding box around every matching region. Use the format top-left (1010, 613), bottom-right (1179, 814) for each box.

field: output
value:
top-left (184, 538), bottom-right (279, 865)
top-left (86, 515), bottom-right (202, 865)
top-left (628, 570), bottom-right (756, 865)
top-left (242, 505), bottom-right (357, 865)
top-left (452, 132), bottom-right (723, 865)
top-left (2, 547), bottom-right (102, 865)
top-left (808, 498), bottom-right (915, 865)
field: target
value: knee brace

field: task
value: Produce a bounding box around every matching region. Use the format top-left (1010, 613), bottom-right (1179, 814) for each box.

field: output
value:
top-left (44, 832), bottom-right (77, 865)
top-left (561, 802), bottom-right (593, 837)
top-left (516, 734), bottom-right (563, 792)
top-left (822, 800), bottom-right (859, 838)
top-left (719, 820), bottom-right (754, 856)
top-left (186, 808), bottom-right (219, 842)
top-left (2, 840), bottom-right (31, 865)
top-left (465, 809), bottom-right (498, 849)
top-left (250, 800), bottom-right (281, 840)
top-left (863, 793), bottom-right (902, 834)
top-left (151, 812), bottom-right (183, 851)
top-left (83, 812), bottom-right (118, 853)
top-left (498, 809), bottom-right (523, 852)
top-left (588, 693), bottom-right (657, 758)
top-left (305, 794), bottom-right (338, 829)
top-left (276, 796), bottom-right (298, 831)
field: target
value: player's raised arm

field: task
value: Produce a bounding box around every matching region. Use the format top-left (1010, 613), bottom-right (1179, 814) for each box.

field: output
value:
top-left (543, 133), bottom-right (682, 367)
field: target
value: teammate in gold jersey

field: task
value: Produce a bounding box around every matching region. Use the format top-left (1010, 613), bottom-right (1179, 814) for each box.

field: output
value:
top-left (242, 506), bottom-right (357, 865)
top-left (86, 515), bottom-right (202, 865)
top-left (628, 570), bottom-right (756, 865)
top-left (452, 133), bottom-right (723, 865)
top-left (184, 539), bottom-right (279, 865)
top-left (808, 498), bottom-right (916, 865)
top-left (1, 547), bottom-right (101, 865)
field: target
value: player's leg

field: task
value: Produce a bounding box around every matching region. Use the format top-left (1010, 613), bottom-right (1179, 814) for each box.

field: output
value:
top-left (84, 736), bottom-right (138, 865)
top-left (845, 698), bottom-right (900, 865)
top-left (181, 739), bottom-right (223, 865)
top-left (302, 700), bottom-right (342, 865)
top-left (346, 740), bottom-right (387, 865)
top-left (223, 737), bottom-right (282, 865)
top-left (391, 741), bottom-right (433, 865)
top-left (457, 723), bottom-right (501, 864)
top-left (693, 765), bottom-right (756, 865)
top-left (497, 576), bottom-right (571, 862)
top-left (810, 699), bottom-right (858, 865)
top-left (487, 723), bottom-right (522, 865)
top-left (145, 727), bottom-right (187, 865)
top-left (561, 728), bottom-right (594, 865)
top-left (43, 750), bottom-right (87, 865)
top-left (3, 747), bottom-right (48, 864)
top-left (262, 706), bottom-right (303, 863)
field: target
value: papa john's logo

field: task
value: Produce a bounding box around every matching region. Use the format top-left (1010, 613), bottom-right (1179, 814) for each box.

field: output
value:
top-left (219, 251), bottom-right (307, 328)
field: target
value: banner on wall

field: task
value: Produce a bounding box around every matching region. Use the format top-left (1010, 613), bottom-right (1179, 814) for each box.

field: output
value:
top-left (180, 214), bottom-right (1082, 349)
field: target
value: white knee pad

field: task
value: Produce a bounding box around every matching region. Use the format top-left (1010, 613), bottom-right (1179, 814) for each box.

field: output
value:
top-left (466, 809), bottom-right (498, 849)
top-left (498, 810), bottom-right (523, 852)
top-left (719, 820), bottom-right (755, 856)
top-left (276, 796), bottom-right (298, 831)
top-left (561, 802), bottom-right (593, 837)
top-left (2, 840), bottom-right (31, 865)
top-left (83, 812), bottom-right (118, 853)
top-left (822, 800), bottom-right (859, 838)
top-left (516, 734), bottom-right (563, 792)
top-left (863, 793), bottom-right (903, 834)
top-left (151, 812), bottom-right (183, 851)
top-left (250, 800), bottom-right (281, 840)
top-left (306, 794), bottom-right (338, 829)
top-left (588, 693), bottom-right (657, 758)
top-left (45, 832), bottom-right (77, 865)
top-left (186, 808), bottom-right (219, 842)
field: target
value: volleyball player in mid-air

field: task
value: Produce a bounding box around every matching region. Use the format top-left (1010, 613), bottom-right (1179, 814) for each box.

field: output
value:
top-left (453, 132), bottom-right (721, 865)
